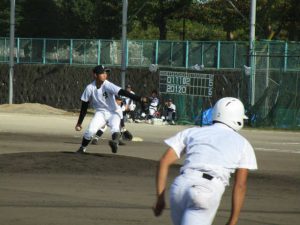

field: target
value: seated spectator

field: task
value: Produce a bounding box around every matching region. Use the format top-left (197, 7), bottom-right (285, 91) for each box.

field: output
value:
top-left (163, 99), bottom-right (176, 125)
top-left (147, 90), bottom-right (160, 121)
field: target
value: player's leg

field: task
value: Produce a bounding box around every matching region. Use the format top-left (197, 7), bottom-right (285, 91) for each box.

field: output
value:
top-left (91, 125), bottom-right (107, 145)
top-left (108, 114), bottom-right (121, 153)
top-left (169, 176), bottom-right (187, 225)
top-left (181, 174), bottom-right (225, 225)
top-left (77, 111), bottom-right (106, 153)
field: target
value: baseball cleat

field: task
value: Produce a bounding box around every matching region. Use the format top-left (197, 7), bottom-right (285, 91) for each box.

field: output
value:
top-left (119, 140), bottom-right (126, 146)
top-left (76, 146), bottom-right (86, 154)
top-left (91, 137), bottom-right (99, 145)
top-left (109, 140), bottom-right (118, 153)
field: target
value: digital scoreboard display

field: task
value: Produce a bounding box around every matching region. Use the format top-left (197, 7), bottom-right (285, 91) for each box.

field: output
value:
top-left (159, 71), bottom-right (214, 97)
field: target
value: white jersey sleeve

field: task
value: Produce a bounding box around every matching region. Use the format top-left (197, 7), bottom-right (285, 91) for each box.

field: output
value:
top-left (104, 80), bottom-right (121, 95)
top-left (164, 129), bottom-right (189, 158)
top-left (238, 140), bottom-right (258, 170)
top-left (81, 84), bottom-right (92, 102)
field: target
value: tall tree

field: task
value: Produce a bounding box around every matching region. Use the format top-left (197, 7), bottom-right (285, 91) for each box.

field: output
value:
top-left (130, 0), bottom-right (193, 40)
top-left (17, 0), bottom-right (62, 37)
top-left (0, 0), bottom-right (23, 36)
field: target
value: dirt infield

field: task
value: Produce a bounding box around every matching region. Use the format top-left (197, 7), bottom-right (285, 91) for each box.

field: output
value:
top-left (0, 104), bottom-right (300, 225)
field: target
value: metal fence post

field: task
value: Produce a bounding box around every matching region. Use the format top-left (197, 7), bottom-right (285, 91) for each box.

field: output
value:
top-left (284, 41), bottom-right (288, 72)
top-left (217, 41), bottom-right (221, 69)
top-left (155, 40), bottom-right (158, 65)
top-left (43, 39), bottom-right (46, 64)
top-left (70, 39), bottom-right (73, 65)
top-left (185, 40), bottom-right (189, 69)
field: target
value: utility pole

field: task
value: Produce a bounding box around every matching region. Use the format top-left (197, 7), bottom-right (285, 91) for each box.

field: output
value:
top-left (250, 0), bottom-right (256, 106)
top-left (9, 0), bottom-right (15, 104)
top-left (121, 0), bottom-right (128, 89)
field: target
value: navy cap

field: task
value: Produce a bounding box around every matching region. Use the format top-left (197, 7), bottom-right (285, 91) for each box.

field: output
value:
top-left (93, 65), bottom-right (111, 75)
top-left (115, 95), bottom-right (123, 100)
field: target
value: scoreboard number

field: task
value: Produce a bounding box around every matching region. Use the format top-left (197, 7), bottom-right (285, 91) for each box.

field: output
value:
top-left (159, 71), bottom-right (214, 97)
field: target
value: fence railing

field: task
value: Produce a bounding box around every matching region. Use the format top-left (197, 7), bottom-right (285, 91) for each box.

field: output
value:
top-left (0, 37), bottom-right (299, 71)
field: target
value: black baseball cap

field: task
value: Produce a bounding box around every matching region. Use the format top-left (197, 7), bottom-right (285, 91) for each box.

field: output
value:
top-left (93, 65), bottom-right (111, 75)
top-left (115, 95), bottom-right (123, 100)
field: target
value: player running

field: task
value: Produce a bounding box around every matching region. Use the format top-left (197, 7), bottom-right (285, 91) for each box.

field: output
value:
top-left (153, 97), bottom-right (257, 225)
top-left (75, 65), bottom-right (146, 154)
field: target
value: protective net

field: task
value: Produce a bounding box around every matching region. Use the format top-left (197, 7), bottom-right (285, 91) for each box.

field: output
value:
top-left (249, 41), bottom-right (300, 129)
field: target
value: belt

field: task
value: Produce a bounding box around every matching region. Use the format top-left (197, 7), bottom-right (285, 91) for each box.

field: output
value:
top-left (202, 173), bottom-right (214, 180)
top-left (181, 169), bottom-right (214, 180)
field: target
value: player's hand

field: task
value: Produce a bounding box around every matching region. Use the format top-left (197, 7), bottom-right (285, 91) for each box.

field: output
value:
top-left (75, 124), bottom-right (82, 131)
top-left (153, 197), bottom-right (165, 217)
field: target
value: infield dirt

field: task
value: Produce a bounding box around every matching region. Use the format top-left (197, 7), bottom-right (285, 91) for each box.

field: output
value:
top-left (0, 104), bottom-right (299, 225)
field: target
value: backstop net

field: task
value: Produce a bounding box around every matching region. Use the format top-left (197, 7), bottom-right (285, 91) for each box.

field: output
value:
top-left (249, 41), bottom-right (300, 129)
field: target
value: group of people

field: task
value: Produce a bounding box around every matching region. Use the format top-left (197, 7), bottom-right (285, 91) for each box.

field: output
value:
top-left (74, 65), bottom-right (257, 225)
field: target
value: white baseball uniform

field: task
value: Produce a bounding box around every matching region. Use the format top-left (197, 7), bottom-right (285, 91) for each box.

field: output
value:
top-left (166, 102), bottom-right (176, 121)
top-left (164, 123), bottom-right (257, 225)
top-left (149, 96), bottom-right (159, 117)
top-left (81, 80), bottom-right (121, 140)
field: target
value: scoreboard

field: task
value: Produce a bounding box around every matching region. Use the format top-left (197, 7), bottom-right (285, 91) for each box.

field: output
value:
top-left (159, 71), bottom-right (214, 97)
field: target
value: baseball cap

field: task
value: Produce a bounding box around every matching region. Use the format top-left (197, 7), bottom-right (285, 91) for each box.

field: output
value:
top-left (126, 84), bottom-right (132, 88)
top-left (115, 95), bottom-right (123, 101)
top-left (93, 65), bottom-right (111, 75)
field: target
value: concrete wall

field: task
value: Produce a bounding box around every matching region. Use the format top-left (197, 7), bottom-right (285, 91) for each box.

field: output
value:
top-left (0, 64), bottom-right (246, 110)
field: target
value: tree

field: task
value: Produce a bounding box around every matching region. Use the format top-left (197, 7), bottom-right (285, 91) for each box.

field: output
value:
top-left (0, 0), bottom-right (23, 36)
top-left (129, 0), bottom-right (193, 40)
top-left (17, 0), bottom-right (62, 38)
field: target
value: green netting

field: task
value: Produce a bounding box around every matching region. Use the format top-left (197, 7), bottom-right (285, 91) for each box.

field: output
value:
top-left (160, 93), bottom-right (203, 125)
top-left (1, 37), bottom-right (299, 71)
top-left (188, 42), bottom-right (203, 67)
top-left (249, 41), bottom-right (300, 129)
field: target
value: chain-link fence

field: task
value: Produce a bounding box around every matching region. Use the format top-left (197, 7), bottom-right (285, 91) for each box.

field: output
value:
top-left (0, 37), bottom-right (250, 69)
top-left (1, 37), bottom-right (299, 128)
top-left (249, 41), bottom-right (300, 129)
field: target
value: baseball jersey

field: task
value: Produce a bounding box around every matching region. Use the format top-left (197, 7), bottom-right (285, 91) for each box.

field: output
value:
top-left (149, 97), bottom-right (159, 110)
top-left (81, 80), bottom-right (121, 115)
top-left (164, 123), bottom-right (257, 185)
top-left (167, 103), bottom-right (176, 112)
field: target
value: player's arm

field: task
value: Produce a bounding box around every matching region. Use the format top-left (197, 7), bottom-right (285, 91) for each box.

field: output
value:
top-left (118, 89), bottom-right (146, 103)
top-left (226, 168), bottom-right (249, 225)
top-left (153, 147), bottom-right (178, 217)
top-left (75, 100), bottom-right (89, 131)
top-left (118, 89), bottom-right (148, 112)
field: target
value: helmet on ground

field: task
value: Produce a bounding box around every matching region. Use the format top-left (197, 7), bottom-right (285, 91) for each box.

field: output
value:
top-left (212, 97), bottom-right (248, 131)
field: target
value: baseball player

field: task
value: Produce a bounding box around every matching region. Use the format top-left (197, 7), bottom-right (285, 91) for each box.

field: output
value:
top-left (163, 98), bottom-right (176, 125)
top-left (153, 97), bottom-right (257, 225)
top-left (91, 95), bottom-right (133, 145)
top-left (75, 65), bottom-right (146, 154)
top-left (147, 90), bottom-right (160, 121)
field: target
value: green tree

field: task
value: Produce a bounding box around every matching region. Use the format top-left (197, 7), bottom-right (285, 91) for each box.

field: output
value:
top-left (129, 0), bottom-right (193, 40)
top-left (0, 0), bottom-right (23, 36)
top-left (17, 0), bottom-right (62, 37)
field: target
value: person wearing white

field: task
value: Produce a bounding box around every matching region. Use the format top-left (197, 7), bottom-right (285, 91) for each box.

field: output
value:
top-left (148, 90), bottom-right (159, 119)
top-left (122, 84), bottom-right (136, 122)
top-left (164, 99), bottom-right (176, 124)
top-left (75, 65), bottom-right (145, 154)
top-left (153, 97), bottom-right (258, 225)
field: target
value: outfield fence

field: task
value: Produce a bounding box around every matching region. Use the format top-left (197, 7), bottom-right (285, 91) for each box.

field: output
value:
top-left (0, 37), bottom-right (298, 71)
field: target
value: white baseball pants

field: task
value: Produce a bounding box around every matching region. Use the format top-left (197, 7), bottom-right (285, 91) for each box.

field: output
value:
top-left (170, 169), bottom-right (225, 225)
top-left (83, 111), bottom-right (121, 140)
